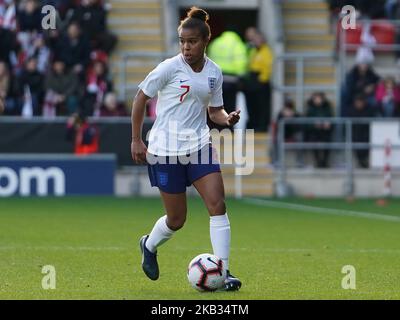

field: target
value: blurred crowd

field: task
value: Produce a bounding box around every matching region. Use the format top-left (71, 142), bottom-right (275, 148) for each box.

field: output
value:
top-left (0, 0), bottom-right (126, 118)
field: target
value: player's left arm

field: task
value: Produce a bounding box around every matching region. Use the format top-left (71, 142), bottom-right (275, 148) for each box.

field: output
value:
top-left (208, 70), bottom-right (240, 126)
top-left (208, 106), bottom-right (241, 127)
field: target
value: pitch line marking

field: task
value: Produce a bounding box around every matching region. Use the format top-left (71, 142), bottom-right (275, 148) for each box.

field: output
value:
top-left (0, 246), bottom-right (127, 251)
top-left (147, 246), bottom-right (400, 254)
top-left (243, 198), bottom-right (400, 223)
top-left (0, 246), bottom-right (399, 254)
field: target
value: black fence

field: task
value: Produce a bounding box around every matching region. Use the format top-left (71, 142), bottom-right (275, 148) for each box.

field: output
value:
top-left (0, 117), bottom-right (154, 167)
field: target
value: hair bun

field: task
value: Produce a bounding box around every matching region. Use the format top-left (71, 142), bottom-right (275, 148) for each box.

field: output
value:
top-left (187, 7), bottom-right (209, 23)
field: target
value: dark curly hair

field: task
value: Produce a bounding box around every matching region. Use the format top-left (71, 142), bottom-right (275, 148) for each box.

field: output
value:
top-left (178, 7), bottom-right (211, 40)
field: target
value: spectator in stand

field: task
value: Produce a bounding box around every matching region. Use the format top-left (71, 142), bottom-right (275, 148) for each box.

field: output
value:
top-left (66, 111), bottom-right (99, 154)
top-left (0, 0), bottom-right (17, 31)
top-left (0, 61), bottom-right (9, 115)
top-left (46, 0), bottom-right (74, 20)
top-left (349, 94), bottom-right (376, 168)
top-left (70, 0), bottom-right (117, 54)
top-left (274, 98), bottom-right (304, 167)
top-left (54, 21), bottom-right (90, 79)
top-left (16, 33), bottom-right (51, 74)
top-left (276, 98), bottom-right (302, 141)
top-left (244, 32), bottom-right (274, 132)
top-left (16, 56), bottom-right (44, 115)
top-left (375, 76), bottom-right (400, 117)
top-left (0, 26), bottom-right (19, 68)
top-left (83, 59), bottom-right (112, 117)
top-left (100, 92), bottom-right (127, 117)
top-left (43, 59), bottom-right (80, 117)
top-left (44, 0), bottom-right (76, 54)
top-left (305, 92), bottom-right (333, 168)
top-left (31, 35), bottom-right (51, 73)
top-left (16, 0), bottom-right (42, 32)
top-left (244, 26), bottom-right (259, 53)
top-left (341, 58), bottom-right (380, 116)
top-left (0, 60), bottom-right (17, 115)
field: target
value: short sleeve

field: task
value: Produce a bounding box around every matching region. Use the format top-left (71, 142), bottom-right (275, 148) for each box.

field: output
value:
top-left (209, 71), bottom-right (224, 108)
top-left (138, 60), bottom-right (172, 98)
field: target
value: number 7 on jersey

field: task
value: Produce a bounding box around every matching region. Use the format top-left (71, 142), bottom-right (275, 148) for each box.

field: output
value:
top-left (180, 85), bottom-right (190, 102)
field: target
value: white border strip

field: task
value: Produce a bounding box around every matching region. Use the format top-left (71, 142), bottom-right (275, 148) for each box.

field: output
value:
top-left (243, 198), bottom-right (400, 223)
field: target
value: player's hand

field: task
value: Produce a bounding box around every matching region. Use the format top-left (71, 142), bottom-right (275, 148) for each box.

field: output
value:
top-left (131, 139), bottom-right (148, 165)
top-left (226, 110), bottom-right (241, 126)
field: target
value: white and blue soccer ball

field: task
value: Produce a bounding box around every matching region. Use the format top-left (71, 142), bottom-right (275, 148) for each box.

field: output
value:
top-left (187, 253), bottom-right (227, 292)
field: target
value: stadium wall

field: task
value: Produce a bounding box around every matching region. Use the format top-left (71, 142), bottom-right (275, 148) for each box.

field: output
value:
top-left (285, 170), bottom-right (400, 198)
top-left (0, 118), bottom-right (153, 167)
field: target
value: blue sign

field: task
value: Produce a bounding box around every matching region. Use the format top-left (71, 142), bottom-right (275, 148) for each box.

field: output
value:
top-left (0, 154), bottom-right (116, 197)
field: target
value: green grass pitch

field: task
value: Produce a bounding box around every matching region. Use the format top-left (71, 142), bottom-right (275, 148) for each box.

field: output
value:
top-left (0, 196), bottom-right (399, 300)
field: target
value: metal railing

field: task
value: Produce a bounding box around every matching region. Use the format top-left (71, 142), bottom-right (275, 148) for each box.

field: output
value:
top-left (274, 52), bottom-right (339, 115)
top-left (277, 117), bottom-right (400, 197)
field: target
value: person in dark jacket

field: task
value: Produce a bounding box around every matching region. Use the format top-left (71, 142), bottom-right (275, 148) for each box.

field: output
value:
top-left (17, 56), bottom-right (44, 115)
top-left (276, 98), bottom-right (302, 142)
top-left (0, 27), bottom-right (19, 68)
top-left (44, 60), bottom-right (81, 116)
top-left (70, 0), bottom-right (117, 53)
top-left (83, 59), bottom-right (113, 116)
top-left (341, 62), bottom-right (380, 116)
top-left (306, 92), bottom-right (334, 168)
top-left (349, 94), bottom-right (376, 168)
top-left (54, 22), bottom-right (91, 78)
top-left (274, 98), bottom-right (304, 167)
top-left (16, 0), bottom-right (43, 32)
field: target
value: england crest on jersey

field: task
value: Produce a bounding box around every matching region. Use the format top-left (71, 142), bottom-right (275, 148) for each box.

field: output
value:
top-left (208, 77), bottom-right (216, 91)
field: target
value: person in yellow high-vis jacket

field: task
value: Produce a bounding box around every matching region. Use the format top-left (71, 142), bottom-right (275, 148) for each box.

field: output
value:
top-left (208, 30), bottom-right (248, 120)
top-left (244, 32), bottom-right (274, 132)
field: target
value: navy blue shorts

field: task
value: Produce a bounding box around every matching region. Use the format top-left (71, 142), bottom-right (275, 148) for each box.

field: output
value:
top-left (147, 144), bottom-right (221, 194)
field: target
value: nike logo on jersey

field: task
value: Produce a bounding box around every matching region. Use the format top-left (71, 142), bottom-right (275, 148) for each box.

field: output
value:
top-left (179, 79), bottom-right (189, 83)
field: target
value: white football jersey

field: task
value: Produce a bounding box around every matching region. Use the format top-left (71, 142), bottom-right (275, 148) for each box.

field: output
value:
top-left (138, 53), bottom-right (224, 156)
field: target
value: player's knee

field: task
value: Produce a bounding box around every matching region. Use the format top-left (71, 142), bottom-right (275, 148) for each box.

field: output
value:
top-left (207, 198), bottom-right (226, 215)
top-left (166, 215), bottom-right (186, 231)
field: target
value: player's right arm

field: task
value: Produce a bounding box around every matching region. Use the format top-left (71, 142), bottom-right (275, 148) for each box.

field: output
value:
top-left (131, 90), bottom-right (150, 164)
top-left (131, 59), bottom-right (172, 164)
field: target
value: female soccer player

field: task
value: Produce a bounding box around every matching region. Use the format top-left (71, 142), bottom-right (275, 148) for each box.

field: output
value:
top-left (131, 7), bottom-right (242, 291)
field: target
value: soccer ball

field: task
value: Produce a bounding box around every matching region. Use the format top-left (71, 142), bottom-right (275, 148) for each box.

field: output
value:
top-left (187, 253), bottom-right (227, 292)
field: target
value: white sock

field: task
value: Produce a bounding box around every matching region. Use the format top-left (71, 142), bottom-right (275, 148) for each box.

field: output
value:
top-left (210, 213), bottom-right (231, 271)
top-left (145, 215), bottom-right (175, 253)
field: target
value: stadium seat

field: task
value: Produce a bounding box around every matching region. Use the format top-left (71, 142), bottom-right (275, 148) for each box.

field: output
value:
top-left (371, 22), bottom-right (396, 49)
top-left (337, 20), bottom-right (396, 52)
